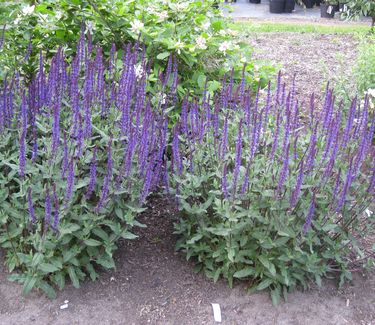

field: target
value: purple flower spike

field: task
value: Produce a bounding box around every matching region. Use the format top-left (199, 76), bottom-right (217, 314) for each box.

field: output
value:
top-left (277, 143), bottom-right (290, 194)
top-left (53, 184), bottom-right (59, 231)
top-left (95, 138), bottom-right (113, 212)
top-left (19, 130), bottom-right (26, 178)
top-left (45, 186), bottom-right (52, 229)
top-left (303, 194), bottom-right (316, 235)
top-left (27, 188), bottom-right (36, 224)
top-left (64, 158), bottom-right (75, 206)
top-left (232, 119), bottom-right (243, 197)
top-left (222, 164), bottom-right (229, 199)
top-left (336, 159), bottom-right (353, 212)
top-left (290, 160), bottom-right (304, 208)
top-left (86, 147), bottom-right (97, 199)
top-left (61, 133), bottom-right (69, 179)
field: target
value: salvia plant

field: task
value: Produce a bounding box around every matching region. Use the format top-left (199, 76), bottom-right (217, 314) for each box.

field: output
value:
top-left (171, 74), bottom-right (375, 305)
top-left (0, 31), bottom-right (172, 298)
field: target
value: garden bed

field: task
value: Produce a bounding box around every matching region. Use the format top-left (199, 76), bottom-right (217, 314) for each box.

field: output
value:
top-left (1, 194), bottom-right (374, 324)
top-left (0, 31), bottom-right (374, 325)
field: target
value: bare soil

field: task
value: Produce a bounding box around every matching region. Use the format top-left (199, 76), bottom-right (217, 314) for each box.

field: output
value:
top-left (1, 32), bottom-right (375, 325)
top-left (248, 32), bottom-right (359, 103)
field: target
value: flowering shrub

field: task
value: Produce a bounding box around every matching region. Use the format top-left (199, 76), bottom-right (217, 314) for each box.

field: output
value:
top-left (0, 36), bottom-right (169, 298)
top-left (0, 0), bottom-right (275, 98)
top-left (171, 76), bottom-right (375, 304)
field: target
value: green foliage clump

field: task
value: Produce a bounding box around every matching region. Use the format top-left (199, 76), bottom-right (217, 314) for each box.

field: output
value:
top-left (0, 40), bottom-right (166, 298)
top-left (0, 0), bottom-right (275, 98)
top-left (171, 79), bottom-right (375, 304)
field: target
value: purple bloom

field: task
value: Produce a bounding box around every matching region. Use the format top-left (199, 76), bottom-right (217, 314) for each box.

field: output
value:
top-left (64, 158), bottom-right (75, 206)
top-left (277, 143), bottom-right (290, 194)
top-left (290, 160), bottom-right (304, 208)
top-left (232, 119), bottom-right (243, 197)
top-left (270, 109), bottom-right (281, 162)
top-left (172, 125), bottom-right (183, 175)
top-left (336, 159), bottom-right (353, 212)
top-left (222, 164), bottom-right (229, 199)
top-left (19, 130), bottom-right (26, 178)
top-left (333, 169), bottom-right (342, 201)
top-left (367, 166), bottom-right (375, 194)
top-left (163, 55), bottom-right (172, 87)
top-left (61, 133), bottom-right (68, 179)
top-left (51, 102), bottom-right (61, 156)
top-left (27, 188), bottom-right (36, 224)
top-left (45, 186), bottom-right (52, 228)
top-left (53, 184), bottom-right (59, 230)
top-left (305, 124), bottom-right (318, 173)
top-left (86, 147), bottom-right (97, 199)
top-left (96, 138), bottom-right (113, 212)
top-left (220, 114), bottom-right (228, 160)
top-left (303, 194), bottom-right (316, 234)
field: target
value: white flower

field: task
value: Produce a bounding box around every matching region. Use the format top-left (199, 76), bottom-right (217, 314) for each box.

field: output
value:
top-left (158, 11), bottom-right (168, 21)
top-left (195, 36), bottom-right (207, 50)
top-left (86, 21), bottom-right (94, 33)
top-left (175, 3), bottom-right (188, 11)
top-left (55, 11), bottom-right (63, 20)
top-left (227, 30), bottom-right (239, 36)
top-left (158, 92), bottom-right (167, 105)
top-left (14, 16), bottom-right (22, 25)
top-left (174, 39), bottom-right (185, 54)
top-left (219, 30), bottom-right (227, 36)
top-left (130, 19), bottom-right (144, 34)
top-left (134, 64), bottom-right (144, 80)
top-left (22, 5), bottom-right (35, 15)
top-left (39, 13), bottom-right (48, 21)
top-left (219, 41), bottom-right (231, 54)
top-left (366, 88), bottom-right (375, 97)
top-left (201, 21), bottom-right (211, 31)
top-left (365, 209), bottom-right (373, 218)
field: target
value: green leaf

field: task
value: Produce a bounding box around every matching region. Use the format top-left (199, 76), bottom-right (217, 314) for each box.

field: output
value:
top-left (256, 278), bottom-right (273, 291)
top-left (121, 231), bottom-right (138, 240)
top-left (157, 52), bottom-right (170, 60)
top-left (271, 287), bottom-right (281, 306)
top-left (39, 280), bottom-right (57, 299)
top-left (23, 275), bottom-right (37, 296)
top-left (68, 266), bottom-right (80, 288)
top-left (86, 263), bottom-right (99, 281)
top-left (213, 268), bottom-right (221, 283)
top-left (96, 254), bottom-right (115, 269)
top-left (84, 239), bottom-right (102, 247)
top-left (38, 263), bottom-right (60, 273)
top-left (233, 267), bottom-right (255, 278)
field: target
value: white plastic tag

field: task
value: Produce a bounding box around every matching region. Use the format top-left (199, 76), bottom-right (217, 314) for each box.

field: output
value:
top-left (211, 303), bottom-right (222, 323)
top-left (327, 6), bottom-right (333, 14)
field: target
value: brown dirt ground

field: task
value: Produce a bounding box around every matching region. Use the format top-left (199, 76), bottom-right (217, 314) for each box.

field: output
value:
top-left (1, 32), bottom-right (375, 325)
top-left (248, 32), bottom-right (360, 103)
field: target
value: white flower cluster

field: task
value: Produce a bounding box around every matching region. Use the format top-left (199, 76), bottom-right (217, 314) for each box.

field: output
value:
top-left (130, 19), bottom-right (144, 34)
top-left (365, 88), bottom-right (375, 111)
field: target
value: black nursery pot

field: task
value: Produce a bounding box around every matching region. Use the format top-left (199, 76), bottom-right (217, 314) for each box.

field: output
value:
top-left (303, 0), bottom-right (315, 8)
top-left (249, 0), bottom-right (261, 3)
top-left (270, 0), bottom-right (285, 13)
top-left (284, 0), bottom-right (295, 12)
top-left (315, 0), bottom-right (321, 6)
top-left (332, 4), bottom-right (339, 12)
top-left (320, 4), bottom-right (335, 18)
